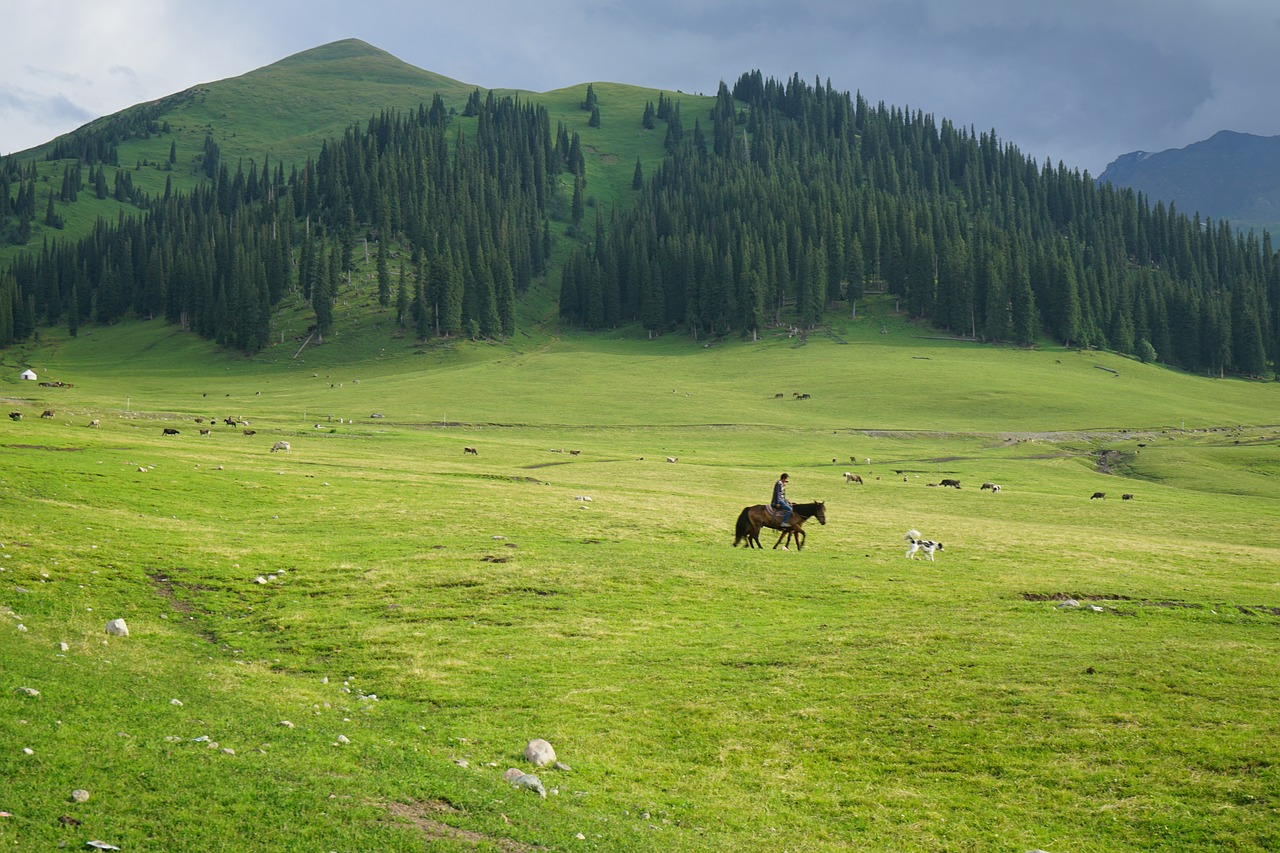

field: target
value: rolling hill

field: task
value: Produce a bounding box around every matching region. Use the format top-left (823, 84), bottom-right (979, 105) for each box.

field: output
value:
top-left (0, 38), bottom-right (678, 261)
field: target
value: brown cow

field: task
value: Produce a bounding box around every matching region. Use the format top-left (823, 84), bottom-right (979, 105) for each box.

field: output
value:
top-left (1122, 493), bottom-right (1135, 500)
top-left (1091, 492), bottom-right (1106, 500)
top-left (844, 472), bottom-right (863, 484)
top-left (463, 446), bottom-right (478, 455)
top-left (939, 478), bottom-right (961, 489)
top-left (243, 429), bottom-right (256, 436)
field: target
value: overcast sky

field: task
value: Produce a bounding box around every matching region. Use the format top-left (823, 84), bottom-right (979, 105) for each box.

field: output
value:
top-left (4, 0), bottom-right (1279, 175)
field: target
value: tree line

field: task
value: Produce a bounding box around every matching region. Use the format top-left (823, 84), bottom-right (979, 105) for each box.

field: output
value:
top-left (1, 92), bottom-right (569, 349)
top-left (559, 72), bottom-right (1279, 375)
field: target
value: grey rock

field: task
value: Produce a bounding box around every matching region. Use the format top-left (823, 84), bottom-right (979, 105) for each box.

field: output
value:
top-left (511, 773), bottom-right (547, 798)
top-left (524, 738), bottom-right (556, 766)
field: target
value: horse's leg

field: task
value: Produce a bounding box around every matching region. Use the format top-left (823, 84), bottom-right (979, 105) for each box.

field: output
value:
top-left (773, 529), bottom-right (789, 549)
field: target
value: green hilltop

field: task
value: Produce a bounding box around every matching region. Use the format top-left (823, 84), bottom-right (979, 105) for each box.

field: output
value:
top-left (0, 39), bottom-right (685, 263)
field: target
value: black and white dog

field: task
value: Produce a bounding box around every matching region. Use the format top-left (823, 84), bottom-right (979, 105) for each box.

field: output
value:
top-left (904, 529), bottom-right (944, 561)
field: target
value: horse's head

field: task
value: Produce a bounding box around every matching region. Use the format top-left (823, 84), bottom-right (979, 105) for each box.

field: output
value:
top-left (813, 501), bottom-right (826, 525)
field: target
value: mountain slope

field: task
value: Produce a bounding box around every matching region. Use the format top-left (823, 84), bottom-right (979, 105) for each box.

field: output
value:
top-left (1098, 130), bottom-right (1280, 234)
top-left (0, 39), bottom-right (676, 263)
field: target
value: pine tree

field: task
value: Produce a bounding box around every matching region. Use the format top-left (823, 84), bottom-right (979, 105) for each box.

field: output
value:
top-left (642, 101), bottom-right (656, 130)
top-left (376, 235), bottom-right (391, 307)
top-left (396, 262), bottom-right (409, 327)
top-left (571, 176), bottom-right (585, 227)
top-left (313, 244), bottom-right (333, 341)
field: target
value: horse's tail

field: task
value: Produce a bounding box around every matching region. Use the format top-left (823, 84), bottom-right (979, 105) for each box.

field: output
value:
top-left (733, 507), bottom-right (752, 547)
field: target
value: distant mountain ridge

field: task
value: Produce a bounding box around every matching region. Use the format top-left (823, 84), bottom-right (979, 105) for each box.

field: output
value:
top-left (1098, 130), bottom-right (1280, 235)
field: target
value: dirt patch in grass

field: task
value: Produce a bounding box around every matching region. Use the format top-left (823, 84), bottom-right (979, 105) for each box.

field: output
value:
top-left (1022, 592), bottom-right (1134, 602)
top-left (8, 444), bottom-right (85, 452)
top-left (149, 571), bottom-right (196, 613)
top-left (1022, 592), bottom-right (1280, 617)
top-left (384, 800), bottom-right (545, 851)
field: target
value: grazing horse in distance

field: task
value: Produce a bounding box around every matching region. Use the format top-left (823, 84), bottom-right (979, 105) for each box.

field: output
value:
top-left (734, 501), bottom-right (826, 550)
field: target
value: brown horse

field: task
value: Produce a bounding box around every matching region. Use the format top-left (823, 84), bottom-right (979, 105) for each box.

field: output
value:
top-left (733, 501), bottom-right (826, 550)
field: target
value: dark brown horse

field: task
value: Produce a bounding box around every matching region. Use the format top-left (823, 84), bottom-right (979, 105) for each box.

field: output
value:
top-left (733, 501), bottom-right (826, 550)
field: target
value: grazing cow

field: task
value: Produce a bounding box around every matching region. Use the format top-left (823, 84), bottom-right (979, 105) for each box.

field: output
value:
top-left (162, 428), bottom-right (180, 435)
top-left (41, 409), bottom-right (55, 419)
top-left (8, 412), bottom-right (22, 421)
top-left (463, 446), bottom-right (478, 455)
top-left (1091, 492), bottom-right (1106, 500)
top-left (271, 441), bottom-right (291, 453)
top-left (990, 484), bottom-right (1001, 492)
top-left (569, 450), bottom-right (581, 456)
top-left (844, 472), bottom-right (863, 484)
top-left (1122, 493), bottom-right (1135, 500)
top-left (199, 429), bottom-right (211, 436)
top-left (243, 429), bottom-right (256, 436)
top-left (939, 478), bottom-right (961, 489)
top-left (980, 482), bottom-right (996, 490)
top-left (774, 393), bottom-right (784, 398)
top-left (666, 456), bottom-right (678, 463)
top-left (87, 419), bottom-right (100, 428)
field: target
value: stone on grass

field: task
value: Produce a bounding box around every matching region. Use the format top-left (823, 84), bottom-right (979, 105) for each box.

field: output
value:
top-left (510, 773), bottom-right (547, 798)
top-left (17, 687), bottom-right (40, 697)
top-left (71, 789), bottom-right (91, 803)
top-left (105, 618), bottom-right (129, 637)
top-left (524, 738), bottom-right (556, 767)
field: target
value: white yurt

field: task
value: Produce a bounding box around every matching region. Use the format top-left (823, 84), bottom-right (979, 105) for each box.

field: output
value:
top-left (20, 369), bottom-right (37, 381)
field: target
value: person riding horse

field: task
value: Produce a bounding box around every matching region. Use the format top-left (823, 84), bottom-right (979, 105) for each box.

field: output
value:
top-left (772, 473), bottom-right (793, 528)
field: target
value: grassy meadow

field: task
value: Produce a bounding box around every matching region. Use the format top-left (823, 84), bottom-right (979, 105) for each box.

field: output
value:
top-left (2, 298), bottom-right (1279, 852)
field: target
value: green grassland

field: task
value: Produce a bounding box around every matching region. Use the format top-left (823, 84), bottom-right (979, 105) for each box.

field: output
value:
top-left (2, 285), bottom-right (1278, 851)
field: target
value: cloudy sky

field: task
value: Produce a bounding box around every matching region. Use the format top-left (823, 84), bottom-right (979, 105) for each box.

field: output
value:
top-left (4, 0), bottom-right (1279, 175)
